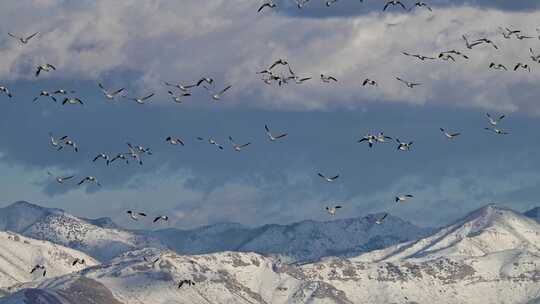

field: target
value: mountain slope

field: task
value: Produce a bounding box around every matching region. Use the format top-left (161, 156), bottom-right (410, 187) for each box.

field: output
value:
top-left (524, 207), bottom-right (540, 224)
top-left (0, 201), bottom-right (164, 261)
top-left (0, 231), bottom-right (98, 289)
top-left (4, 205), bottom-right (540, 304)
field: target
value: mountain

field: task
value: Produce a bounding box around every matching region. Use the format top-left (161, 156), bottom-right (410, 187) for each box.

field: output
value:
top-left (4, 205), bottom-right (540, 304)
top-left (0, 201), bottom-right (432, 264)
top-left (524, 206), bottom-right (540, 224)
top-left (0, 201), bottom-right (165, 261)
top-left (147, 213), bottom-right (434, 263)
top-left (0, 231), bottom-right (97, 289)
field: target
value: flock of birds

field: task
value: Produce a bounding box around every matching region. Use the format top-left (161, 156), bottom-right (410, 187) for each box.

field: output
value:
top-left (2, 0), bottom-right (538, 285)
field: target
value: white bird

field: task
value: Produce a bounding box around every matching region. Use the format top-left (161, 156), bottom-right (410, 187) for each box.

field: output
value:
top-left (320, 74), bottom-right (337, 83)
top-left (78, 176), bottom-right (101, 187)
top-left (93, 153), bottom-right (109, 163)
top-left (325, 205), bottom-right (342, 216)
top-left (126, 93), bottom-right (154, 104)
top-left (318, 173), bottom-right (339, 182)
top-left (98, 83), bottom-right (125, 100)
top-left (153, 216), bottom-right (169, 223)
top-left (205, 85), bottom-right (232, 100)
top-left (33, 91), bottom-right (55, 103)
top-left (127, 210), bottom-right (147, 221)
top-left (47, 172), bottom-right (75, 184)
top-left (473, 38), bottom-right (498, 49)
top-left (196, 77), bottom-right (214, 87)
top-left (440, 128), bottom-right (460, 139)
top-left (107, 153), bottom-right (129, 165)
top-left (166, 136), bottom-right (185, 146)
top-left (167, 91), bottom-right (191, 103)
top-left (375, 213), bottom-right (388, 225)
top-left (462, 35), bottom-right (483, 49)
top-left (197, 137), bottom-right (224, 150)
top-left (362, 79), bottom-right (377, 86)
top-left (8, 32), bottom-right (39, 44)
top-left (265, 125), bottom-right (288, 141)
top-left (0, 86), bottom-right (12, 101)
top-left (396, 139), bottom-right (413, 151)
top-left (164, 81), bottom-right (195, 92)
top-left (489, 62), bottom-right (508, 71)
top-left (383, 0), bottom-right (407, 11)
top-left (396, 77), bottom-right (421, 88)
top-left (484, 127), bottom-right (509, 135)
top-left (486, 113), bottom-right (505, 126)
top-left (49, 132), bottom-right (64, 150)
top-left (514, 63), bottom-right (531, 72)
top-left (358, 134), bottom-right (378, 148)
top-left (395, 194), bottom-right (414, 203)
top-left (229, 136), bottom-right (251, 151)
top-left (126, 144), bottom-right (143, 166)
top-left (53, 89), bottom-right (75, 95)
top-left (62, 97), bottom-right (84, 105)
top-left (128, 142), bottom-right (152, 155)
top-left (35, 64), bottom-right (56, 77)
top-left (59, 136), bottom-right (79, 152)
top-left (376, 132), bottom-right (392, 143)
top-left (402, 52), bottom-right (435, 61)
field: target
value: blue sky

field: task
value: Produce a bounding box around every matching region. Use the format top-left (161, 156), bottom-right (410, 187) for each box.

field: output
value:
top-left (0, 0), bottom-right (539, 229)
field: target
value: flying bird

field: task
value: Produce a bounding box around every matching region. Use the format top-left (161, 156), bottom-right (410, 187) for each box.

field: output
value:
top-left (462, 35), bottom-right (483, 49)
top-left (395, 194), bottom-right (414, 203)
top-left (489, 62), bottom-right (507, 71)
top-left (47, 172), bottom-right (75, 184)
top-left (258, 1), bottom-right (276, 12)
top-left (485, 127), bottom-right (509, 135)
top-left (0, 86), bottom-right (12, 98)
top-left (59, 136), bottom-right (79, 152)
top-left (107, 153), bottom-right (129, 166)
top-left (320, 74), bottom-right (337, 83)
top-left (154, 216), bottom-right (169, 223)
top-left (35, 64), bottom-right (56, 77)
top-left (402, 52), bottom-right (435, 61)
top-left (474, 38), bottom-right (498, 49)
top-left (375, 213), bottom-right (388, 225)
top-left (127, 210), bottom-right (147, 221)
top-left (49, 132), bottom-right (64, 150)
top-left (54, 89), bottom-right (75, 95)
top-left (196, 77), bottom-right (214, 87)
top-left (396, 139), bottom-right (413, 151)
top-left (78, 176), bottom-right (101, 187)
top-left (166, 136), bottom-right (185, 146)
top-left (30, 264), bottom-right (46, 277)
top-left (33, 91), bottom-right (56, 103)
top-left (362, 79), bottom-right (377, 86)
top-left (383, 0), bottom-right (407, 11)
top-left (125, 93), bottom-right (154, 104)
top-left (93, 153), bottom-right (109, 163)
top-left (358, 134), bottom-right (377, 148)
top-left (8, 32), bottom-right (39, 44)
top-left (98, 83), bottom-right (125, 100)
top-left (325, 205), bottom-right (342, 216)
top-left (167, 90), bottom-right (191, 103)
top-left (265, 125), bottom-right (288, 141)
top-left (164, 81), bottom-right (196, 92)
top-left (514, 63), bottom-right (531, 72)
top-left (486, 113), bottom-right (505, 126)
top-left (62, 97), bottom-right (84, 105)
top-left (440, 128), bottom-right (460, 139)
top-left (229, 136), bottom-right (251, 151)
top-left (396, 77), bottom-right (421, 88)
top-left (205, 84), bottom-right (232, 100)
top-left (318, 173), bottom-right (339, 182)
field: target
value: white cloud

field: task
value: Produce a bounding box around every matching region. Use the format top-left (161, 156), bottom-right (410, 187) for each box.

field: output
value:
top-left (0, 2), bottom-right (539, 112)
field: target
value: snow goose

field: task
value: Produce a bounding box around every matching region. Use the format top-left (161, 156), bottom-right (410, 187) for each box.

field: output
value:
top-left (33, 91), bottom-right (55, 103)
top-left (440, 128), bottom-right (460, 139)
top-left (35, 64), bottom-right (56, 77)
top-left (8, 32), bottom-right (38, 44)
top-left (265, 124), bottom-right (287, 141)
top-left (229, 136), bottom-right (251, 151)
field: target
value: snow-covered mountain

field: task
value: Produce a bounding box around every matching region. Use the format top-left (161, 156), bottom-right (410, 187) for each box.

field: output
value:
top-left (524, 206), bottom-right (540, 224)
top-left (4, 205), bottom-right (540, 304)
top-left (0, 201), bottom-right (164, 261)
top-left (0, 201), bottom-right (432, 263)
top-left (0, 231), bottom-right (97, 289)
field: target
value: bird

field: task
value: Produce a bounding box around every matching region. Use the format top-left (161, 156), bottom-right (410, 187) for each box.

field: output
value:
top-left (440, 49), bottom-right (469, 59)
top-left (196, 77), bottom-right (214, 87)
top-left (326, 0), bottom-right (338, 7)
top-left (205, 85), bottom-right (232, 100)
top-left (8, 32), bottom-right (39, 44)
top-left (153, 216), bottom-right (169, 223)
top-left (178, 279), bottom-right (196, 288)
top-left (47, 172), bottom-right (75, 184)
top-left (167, 90), bottom-right (191, 103)
top-left (35, 64), bottom-right (56, 77)
top-left (320, 74), bottom-right (337, 83)
top-left (362, 79), bottom-right (377, 86)
top-left (514, 63), bottom-right (531, 72)
top-left (485, 127), bottom-right (509, 135)
top-left (33, 91), bottom-right (56, 103)
top-left (498, 27), bottom-right (521, 39)
top-left (474, 38), bottom-right (498, 49)
top-left (516, 34), bottom-right (534, 40)
top-left (93, 153), bottom-right (109, 163)
top-left (198, 137), bottom-right (224, 150)
top-left (98, 83), bottom-right (125, 100)
top-left (358, 134), bottom-right (378, 148)
top-left (53, 89), bottom-right (75, 95)
top-left (396, 77), bottom-right (421, 88)
top-left (529, 48), bottom-right (540, 62)
top-left (486, 113), bottom-right (505, 126)
top-left (440, 128), bottom-right (460, 139)
top-left (410, 1), bottom-right (432, 11)
top-left (127, 210), bottom-right (147, 221)
top-left (268, 59), bottom-right (290, 70)
top-left (325, 206), bottom-right (342, 216)
top-left (295, 0), bottom-right (310, 9)
top-left (375, 213), bottom-right (388, 225)
top-left (125, 93), bottom-right (154, 104)
top-left (107, 153), bottom-right (130, 165)
top-left (166, 136), bottom-right (185, 146)
top-left (383, 0), bottom-right (407, 11)
top-left (293, 76), bottom-right (312, 84)
top-left (376, 132), bottom-right (392, 143)
top-left (462, 35), bottom-right (483, 49)
top-left (395, 194), bottom-right (414, 203)
top-left (402, 52), bottom-right (435, 61)
top-left (318, 173), bottom-right (339, 182)
top-left (59, 136), bottom-right (79, 152)
top-left (126, 145), bottom-right (143, 166)
top-left (265, 125), bottom-right (288, 141)
top-left (489, 62), bottom-right (507, 71)
top-left (78, 176), bottom-right (101, 187)
top-left (128, 143), bottom-right (152, 156)
top-left (258, 1), bottom-right (276, 12)
top-left (229, 136), bottom-right (251, 151)
top-left (0, 86), bottom-right (12, 98)
top-left (62, 97), bottom-right (84, 105)
top-left (72, 258), bottom-right (85, 266)
top-left (49, 132), bottom-right (64, 150)
top-left (438, 53), bottom-right (456, 62)
top-left (30, 264), bottom-right (46, 277)
top-left (396, 139), bottom-right (413, 151)
top-left (164, 81), bottom-right (196, 92)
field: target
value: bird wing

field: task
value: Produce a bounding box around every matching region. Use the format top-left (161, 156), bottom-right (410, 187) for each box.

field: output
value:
top-left (138, 213), bottom-right (147, 217)
top-left (258, 3), bottom-right (270, 12)
top-left (451, 133), bottom-right (460, 137)
top-left (141, 93), bottom-right (154, 100)
top-left (153, 217), bottom-right (161, 223)
top-left (63, 176), bottom-right (75, 180)
top-left (8, 33), bottom-right (21, 40)
top-left (26, 32), bottom-right (39, 41)
top-left (219, 85), bottom-right (232, 95)
top-left (112, 88), bottom-right (125, 95)
top-left (275, 133), bottom-right (287, 139)
top-left (330, 175), bottom-right (339, 180)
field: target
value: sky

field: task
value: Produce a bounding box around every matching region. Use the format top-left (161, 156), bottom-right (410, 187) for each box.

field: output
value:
top-left (0, 0), bottom-right (540, 230)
